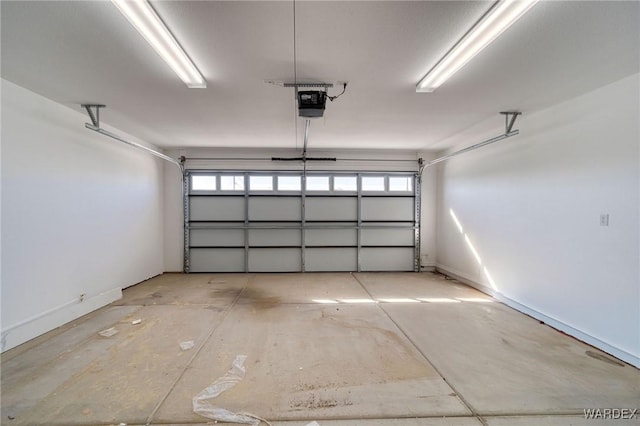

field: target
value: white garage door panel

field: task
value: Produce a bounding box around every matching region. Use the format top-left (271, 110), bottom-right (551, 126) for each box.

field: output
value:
top-left (306, 248), bottom-right (357, 271)
top-left (190, 197), bottom-right (245, 221)
top-left (190, 248), bottom-right (245, 272)
top-left (249, 227), bottom-right (301, 246)
top-left (305, 224), bottom-right (357, 246)
top-left (190, 228), bottom-right (244, 247)
top-left (249, 248), bottom-right (301, 272)
top-left (361, 228), bottom-right (414, 246)
top-left (186, 172), bottom-right (417, 273)
top-left (361, 197), bottom-right (414, 221)
top-left (360, 247), bottom-right (415, 271)
top-left (249, 197), bottom-right (301, 221)
top-left (305, 197), bottom-right (357, 221)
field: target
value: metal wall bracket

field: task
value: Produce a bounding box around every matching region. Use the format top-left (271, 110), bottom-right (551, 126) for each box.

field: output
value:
top-left (417, 158), bottom-right (425, 179)
top-left (500, 111), bottom-right (522, 134)
top-left (421, 112), bottom-right (522, 172)
top-left (81, 103), bottom-right (183, 171)
top-left (81, 104), bottom-right (105, 127)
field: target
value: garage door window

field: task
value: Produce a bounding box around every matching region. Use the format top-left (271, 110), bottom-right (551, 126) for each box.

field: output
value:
top-left (334, 176), bottom-right (357, 191)
top-left (191, 175), bottom-right (216, 191)
top-left (361, 176), bottom-right (385, 191)
top-left (278, 176), bottom-right (301, 191)
top-left (250, 175), bottom-right (273, 191)
top-left (389, 176), bottom-right (413, 192)
top-left (306, 176), bottom-right (330, 191)
top-left (220, 175), bottom-right (244, 191)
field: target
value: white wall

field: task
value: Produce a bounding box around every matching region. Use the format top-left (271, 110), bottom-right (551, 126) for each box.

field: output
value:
top-left (1, 79), bottom-right (165, 351)
top-left (162, 148), bottom-right (434, 272)
top-left (435, 74), bottom-right (640, 367)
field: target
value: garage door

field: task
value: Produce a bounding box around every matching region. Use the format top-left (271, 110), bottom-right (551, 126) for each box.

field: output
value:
top-left (184, 172), bottom-right (420, 272)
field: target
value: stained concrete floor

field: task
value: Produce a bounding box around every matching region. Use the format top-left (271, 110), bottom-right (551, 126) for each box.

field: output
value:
top-left (2, 272), bottom-right (638, 426)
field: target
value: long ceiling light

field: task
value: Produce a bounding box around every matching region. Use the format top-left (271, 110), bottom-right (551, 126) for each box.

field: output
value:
top-left (112, 0), bottom-right (206, 88)
top-left (416, 0), bottom-right (538, 93)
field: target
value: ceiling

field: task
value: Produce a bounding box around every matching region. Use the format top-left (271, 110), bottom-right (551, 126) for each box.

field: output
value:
top-left (1, 1), bottom-right (638, 152)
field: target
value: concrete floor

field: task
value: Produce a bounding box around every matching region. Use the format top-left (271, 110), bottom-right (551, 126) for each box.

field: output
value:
top-left (2, 272), bottom-right (638, 426)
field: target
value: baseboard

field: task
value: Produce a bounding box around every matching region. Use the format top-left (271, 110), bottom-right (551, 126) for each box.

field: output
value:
top-left (1, 287), bottom-right (122, 352)
top-left (435, 264), bottom-right (640, 369)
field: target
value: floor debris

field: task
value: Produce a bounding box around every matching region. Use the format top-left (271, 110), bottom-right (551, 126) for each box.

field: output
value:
top-left (180, 340), bottom-right (195, 351)
top-left (97, 327), bottom-right (118, 337)
top-left (131, 319), bottom-right (142, 325)
top-left (193, 354), bottom-right (266, 425)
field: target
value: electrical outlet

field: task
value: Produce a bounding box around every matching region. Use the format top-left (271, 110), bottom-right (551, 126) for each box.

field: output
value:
top-left (600, 214), bottom-right (609, 226)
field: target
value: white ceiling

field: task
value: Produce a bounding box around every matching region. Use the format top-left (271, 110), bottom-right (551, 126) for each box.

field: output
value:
top-left (1, 1), bottom-right (638, 152)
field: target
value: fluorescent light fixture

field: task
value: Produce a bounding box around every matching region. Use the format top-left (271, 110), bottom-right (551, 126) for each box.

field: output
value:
top-left (112, 0), bottom-right (206, 88)
top-left (416, 0), bottom-right (538, 92)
